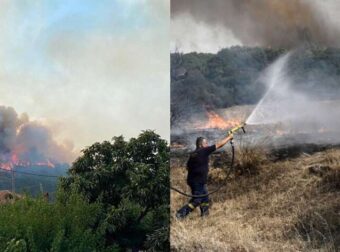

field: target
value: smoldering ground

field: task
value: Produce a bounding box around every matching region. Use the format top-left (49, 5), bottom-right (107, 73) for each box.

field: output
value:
top-left (0, 105), bottom-right (75, 164)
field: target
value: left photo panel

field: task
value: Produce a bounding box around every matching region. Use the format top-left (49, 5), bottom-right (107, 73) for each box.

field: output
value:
top-left (0, 1), bottom-right (170, 251)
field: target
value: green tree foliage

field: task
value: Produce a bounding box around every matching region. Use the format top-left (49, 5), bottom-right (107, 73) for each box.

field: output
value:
top-left (60, 130), bottom-right (170, 251)
top-left (171, 46), bottom-right (340, 125)
top-left (0, 189), bottom-right (113, 251)
top-left (0, 130), bottom-right (170, 251)
top-left (170, 47), bottom-right (283, 125)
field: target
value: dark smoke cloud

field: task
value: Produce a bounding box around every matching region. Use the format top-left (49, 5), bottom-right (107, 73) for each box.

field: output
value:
top-left (0, 106), bottom-right (75, 164)
top-left (171, 0), bottom-right (340, 48)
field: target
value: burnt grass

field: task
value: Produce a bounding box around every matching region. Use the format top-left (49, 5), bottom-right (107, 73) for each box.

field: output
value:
top-left (171, 144), bottom-right (340, 251)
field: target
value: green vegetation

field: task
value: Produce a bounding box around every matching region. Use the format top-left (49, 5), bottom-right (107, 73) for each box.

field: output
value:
top-left (0, 130), bottom-right (170, 251)
top-left (171, 46), bottom-right (340, 125)
top-left (0, 190), bottom-right (106, 251)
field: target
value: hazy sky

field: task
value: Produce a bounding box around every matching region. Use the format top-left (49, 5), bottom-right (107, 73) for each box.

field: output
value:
top-left (0, 0), bottom-right (169, 153)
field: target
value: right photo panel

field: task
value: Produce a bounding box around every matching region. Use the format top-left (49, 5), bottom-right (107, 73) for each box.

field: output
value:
top-left (170, 1), bottom-right (340, 251)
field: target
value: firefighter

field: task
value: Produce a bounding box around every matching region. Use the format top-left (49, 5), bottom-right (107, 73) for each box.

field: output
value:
top-left (176, 133), bottom-right (233, 219)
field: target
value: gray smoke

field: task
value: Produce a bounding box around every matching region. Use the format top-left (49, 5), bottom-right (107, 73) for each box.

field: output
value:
top-left (171, 0), bottom-right (340, 49)
top-left (0, 106), bottom-right (75, 164)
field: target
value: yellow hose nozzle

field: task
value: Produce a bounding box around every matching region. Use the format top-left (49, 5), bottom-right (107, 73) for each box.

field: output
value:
top-left (228, 122), bottom-right (246, 135)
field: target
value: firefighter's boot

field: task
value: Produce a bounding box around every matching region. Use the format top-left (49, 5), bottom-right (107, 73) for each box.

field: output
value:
top-left (200, 202), bottom-right (209, 217)
top-left (176, 203), bottom-right (196, 219)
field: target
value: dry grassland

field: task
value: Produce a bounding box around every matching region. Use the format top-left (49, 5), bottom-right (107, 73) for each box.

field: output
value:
top-left (171, 147), bottom-right (340, 251)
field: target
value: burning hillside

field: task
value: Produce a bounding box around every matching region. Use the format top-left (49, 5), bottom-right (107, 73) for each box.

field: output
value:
top-left (0, 106), bottom-right (75, 170)
top-left (172, 50), bottom-right (340, 154)
top-left (171, 102), bottom-right (340, 154)
top-left (0, 155), bottom-right (55, 170)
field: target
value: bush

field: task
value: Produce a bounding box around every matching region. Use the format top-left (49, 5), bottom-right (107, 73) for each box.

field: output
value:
top-left (234, 138), bottom-right (267, 176)
top-left (0, 189), bottom-right (115, 251)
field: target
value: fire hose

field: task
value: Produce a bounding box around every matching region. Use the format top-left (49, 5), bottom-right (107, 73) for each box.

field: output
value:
top-left (170, 123), bottom-right (246, 198)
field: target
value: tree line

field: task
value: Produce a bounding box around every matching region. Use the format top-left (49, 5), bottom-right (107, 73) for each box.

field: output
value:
top-left (171, 46), bottom-right (340, 126)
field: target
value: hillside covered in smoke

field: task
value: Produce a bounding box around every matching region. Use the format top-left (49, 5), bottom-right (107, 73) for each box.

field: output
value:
top-left (0, 106), bottom-right (75, 166)
top-left (171, 46), bottom-right (340, 126)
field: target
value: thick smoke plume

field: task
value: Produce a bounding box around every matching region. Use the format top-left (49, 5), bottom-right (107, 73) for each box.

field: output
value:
top-left (171, 0), bottom-right (340, 48)
top-left (0, 106), bottom-right (75, 165)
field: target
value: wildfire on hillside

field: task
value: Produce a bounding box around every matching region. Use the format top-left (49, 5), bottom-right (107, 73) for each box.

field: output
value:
top-left (0, 106), bottom-right (74, 171)
top-left (0, 152), bottom-right (56, 171)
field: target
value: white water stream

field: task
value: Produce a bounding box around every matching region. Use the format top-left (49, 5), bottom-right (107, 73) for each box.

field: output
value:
top-left (245, 51), bottom-right (340, 142)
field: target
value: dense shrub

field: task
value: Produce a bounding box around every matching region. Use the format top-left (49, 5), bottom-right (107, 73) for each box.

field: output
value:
top-left (0, 189), bottom-right (115, 251)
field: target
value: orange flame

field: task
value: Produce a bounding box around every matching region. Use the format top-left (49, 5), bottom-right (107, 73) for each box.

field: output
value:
top-left (195, 111), bottom-right (241, 130)
top-left (0, 152), bottom-right (56, 170)
top-left (0, 163), bottom-right (13, 171)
